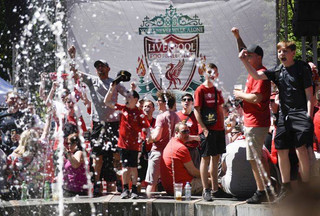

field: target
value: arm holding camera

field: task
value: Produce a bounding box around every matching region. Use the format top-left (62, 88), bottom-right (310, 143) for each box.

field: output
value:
top-left (65, 148), bottom-right (83, 169)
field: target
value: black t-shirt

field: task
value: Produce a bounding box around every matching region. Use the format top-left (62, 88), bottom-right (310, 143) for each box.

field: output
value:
top-left (264, 60), bottom-right (312, 114)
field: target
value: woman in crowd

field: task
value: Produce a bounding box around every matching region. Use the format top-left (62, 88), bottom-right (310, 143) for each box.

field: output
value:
top-left (7, 129), bottom-right (44, 198)
top-left (63, 133), bottom-right (87, 197)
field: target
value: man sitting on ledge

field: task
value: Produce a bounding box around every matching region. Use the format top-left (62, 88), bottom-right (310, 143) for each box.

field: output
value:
top-left (160, 122), bottom-right (202, 195)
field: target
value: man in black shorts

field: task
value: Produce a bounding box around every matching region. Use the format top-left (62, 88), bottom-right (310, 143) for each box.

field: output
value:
top-left (68, 46), bottom-right (129, 196)
top-left (239, 41), bottom-right (313, 202)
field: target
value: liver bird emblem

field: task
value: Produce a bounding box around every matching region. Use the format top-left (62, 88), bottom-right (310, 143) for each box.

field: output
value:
top-left (165, 59), bottom-right (185, 89)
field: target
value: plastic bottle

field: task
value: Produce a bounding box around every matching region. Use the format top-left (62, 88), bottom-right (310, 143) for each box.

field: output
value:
top-left (44, 181), bottom-right (51, 201)
top-left (21, 181), bottom-right (28, 201)
top-left (185, 182), bottom-right (192, 201)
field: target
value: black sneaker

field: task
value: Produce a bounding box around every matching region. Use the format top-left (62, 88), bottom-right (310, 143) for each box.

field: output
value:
top-left (246, 190), bottom-right (268, 204)
top-left (120, 189), bottom-right (130, 199)
top-left (212, 188), bottom-right (233, 199)
top-left (202, 188), bottom-right (213, 201)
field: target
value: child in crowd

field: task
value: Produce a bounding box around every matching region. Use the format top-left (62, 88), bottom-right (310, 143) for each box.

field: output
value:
top-left (104, 82), bottom-right (150, 199)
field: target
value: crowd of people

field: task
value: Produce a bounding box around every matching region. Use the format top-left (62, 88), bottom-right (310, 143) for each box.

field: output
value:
top-left (0, 27), bottom-right (319, 205)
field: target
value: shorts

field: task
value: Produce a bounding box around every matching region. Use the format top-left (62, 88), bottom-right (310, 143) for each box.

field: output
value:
top-left (275, 111), bottom-right (313, 150)
top-left (145, 151), bottom-right (161, 184)
top-left (244, 127), bottom-right (269, 160)
top-left (91, 121), bottom-right (119, 182)
top-left (90, 121), bottom-right (119, 156)
top-left (199, 130), bottom-right (226, 157)
top-left (119, 148), bottom-right (139, 167)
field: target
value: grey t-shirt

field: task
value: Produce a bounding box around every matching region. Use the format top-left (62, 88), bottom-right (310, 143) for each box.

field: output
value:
top-left (221, 139), bottom-right (257, 197)
top-left (82, 75), bottom-right (128, 122)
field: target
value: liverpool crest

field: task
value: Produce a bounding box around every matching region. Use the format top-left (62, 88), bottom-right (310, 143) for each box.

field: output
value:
top-left (137, 5), bottom-right (206, 99)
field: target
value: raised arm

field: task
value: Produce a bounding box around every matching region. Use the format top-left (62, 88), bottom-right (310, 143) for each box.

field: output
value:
top-left (45, 81), bottom-right (59, 107)
top-left (40, 107), bottom-right (53, 140)
top-left (231, 27), bottom-right (246, 52)
top-left (39, 72), bottom-right (49, 101)
top-left (239, 49), bottom-right (268, 80)
top-left (103, 82), bottom-right (117, 109)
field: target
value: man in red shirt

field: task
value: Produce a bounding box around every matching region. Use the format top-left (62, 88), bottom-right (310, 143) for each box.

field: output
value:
top-left (176, 93), bottom-right (200, 169)
top-left (161, 122), bottom-right (202, 195)
top-left (104, 83), bottom-right (150, 199)
top-left (194, 63), bottom-right (230, 201)
top-left (231, 27), bottom-right (271, 204)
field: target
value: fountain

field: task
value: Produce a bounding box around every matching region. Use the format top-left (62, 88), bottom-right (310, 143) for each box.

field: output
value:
top-left (0, 1), bottom-right (280, 216)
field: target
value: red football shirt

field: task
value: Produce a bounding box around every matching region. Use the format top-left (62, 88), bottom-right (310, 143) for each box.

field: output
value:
top-left (176, 111), bottom-right (200, 148)
top-left (194, 85), bottom-right (225, 131)
top-left (160, 137), bottom-right (193, 195)
top-left (243, 68), bottom-right (271, 127)
top-left (116, 104), bottom-right (150, 151)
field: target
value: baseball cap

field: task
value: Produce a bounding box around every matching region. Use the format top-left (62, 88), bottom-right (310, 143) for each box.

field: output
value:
top-left (94, 60), bottom-right (109, 68)
top-left (113, 70), bottom-right (131, 84)
top-left (246, 44), bottom-right (264, 58)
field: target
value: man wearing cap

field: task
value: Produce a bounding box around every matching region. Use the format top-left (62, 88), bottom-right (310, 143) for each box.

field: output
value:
top-left (238, 38), bottom-right (314, 202)
top-left (231, 27), bottom-right (271, 204)
top-left (68, 46), bottom-right (130, 196)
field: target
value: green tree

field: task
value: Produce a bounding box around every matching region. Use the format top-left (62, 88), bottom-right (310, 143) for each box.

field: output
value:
top-left (278, 0), bottom-right (319, 62)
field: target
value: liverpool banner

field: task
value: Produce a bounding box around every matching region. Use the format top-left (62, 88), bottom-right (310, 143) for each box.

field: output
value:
top-left (67, 0), bottom-right (276, 100)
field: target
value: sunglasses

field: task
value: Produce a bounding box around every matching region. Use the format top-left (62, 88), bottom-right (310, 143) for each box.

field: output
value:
top-left (180, 129), bottom-right (190, 134)
top-left (182, 98), bottom-right (193, 102)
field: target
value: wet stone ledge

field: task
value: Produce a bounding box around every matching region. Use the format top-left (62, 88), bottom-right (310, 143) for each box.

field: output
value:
top-left (1, 195), bottom-right (318, 216)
